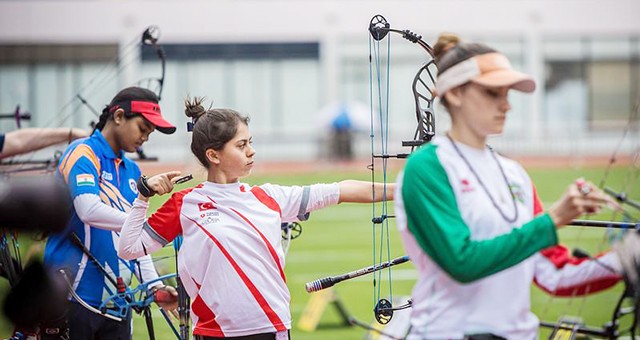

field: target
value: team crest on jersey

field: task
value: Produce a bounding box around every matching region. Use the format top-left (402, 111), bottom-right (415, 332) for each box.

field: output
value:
top-left (76, 174), bottom-right (95, 187)
top-left (129, 179), bottom-right (138, 194)
top-left (460, 178), bottom-right (474, 193)
top-left (198, 202), bottom-right (216, 211)
top-left (509, 183), bottom-right (525, 204)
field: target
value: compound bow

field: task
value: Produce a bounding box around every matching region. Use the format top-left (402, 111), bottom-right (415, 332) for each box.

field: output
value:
top-left (305, 14), bottom-right (436, 327)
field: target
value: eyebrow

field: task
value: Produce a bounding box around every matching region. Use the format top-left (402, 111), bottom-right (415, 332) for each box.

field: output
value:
top-left (141, 120), bottom-right (155, 132)
top-left (236, 136), bottom-right (252, 144)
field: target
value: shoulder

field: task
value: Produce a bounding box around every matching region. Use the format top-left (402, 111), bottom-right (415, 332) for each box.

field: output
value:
top-left (172, 186), bottom-right (198, 202)
top-left (59, 138), bottom-right (101, 169)
top-left (405, 142), bottom-right (441, 173)
top-left (495, 152), bottom-right (529, 178)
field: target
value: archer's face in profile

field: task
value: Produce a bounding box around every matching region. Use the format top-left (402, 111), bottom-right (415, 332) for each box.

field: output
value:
top-left (113, 110), bottom-right (156, 153)
top-left (209, 123), bottom-right (255, 183)
top-left (452, 83), bottom-right (512, 137)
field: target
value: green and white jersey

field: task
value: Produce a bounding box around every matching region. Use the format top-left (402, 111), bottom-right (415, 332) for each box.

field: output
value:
top-left (395, 136), bottom-right (621, 339)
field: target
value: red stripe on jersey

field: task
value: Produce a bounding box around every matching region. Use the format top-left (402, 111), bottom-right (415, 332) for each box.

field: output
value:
top-left (148, 188), bottom-right (194, 242)
top-left (229, 207), bottom-right (286, 282)
top-left (250, 187), bottom-right (282, 217)
top-left (534, 276), bottom-right (620, 296)
top-left (185, 215), bottom-right (287, 331)
top-left (191, 284), bottom-right (224, 337)
top-left (532, 184), bottom-right (544, 216)
top-left (536, 244), bottom-right (621, 296)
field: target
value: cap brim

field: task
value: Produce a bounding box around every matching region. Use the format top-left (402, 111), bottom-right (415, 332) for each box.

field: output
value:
top-left (141, 113), bottom-right (176, 134)
top-left (471, 69), bottom-right (536, 93)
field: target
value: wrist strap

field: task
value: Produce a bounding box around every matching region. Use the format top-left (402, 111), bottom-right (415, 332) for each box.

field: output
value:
top-left (136, 175), bottom-right (156, 198)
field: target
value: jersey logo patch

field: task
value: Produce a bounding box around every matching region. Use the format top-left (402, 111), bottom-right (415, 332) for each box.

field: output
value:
top-left (129, 178), bottom-right (138, 194)
top-left (460, 178), bottom-right (474, 193)
top-left (202, 215), bottom-right (220, 226)
top-left (76, 174), bottom-right (95, 186)
top-left (101, 171), bottom-right (113, 181)
top-left (198, 202), bottom-right (216, 211)
top-left (509, 183), bottom-right (525, 204)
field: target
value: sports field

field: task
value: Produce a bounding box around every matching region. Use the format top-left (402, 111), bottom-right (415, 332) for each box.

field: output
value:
top-left (0, 162), bottom-right (638, 339)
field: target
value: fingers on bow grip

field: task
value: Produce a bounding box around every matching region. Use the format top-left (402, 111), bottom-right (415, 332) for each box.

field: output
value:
top-left (154, 289), bottom-right (177, 304)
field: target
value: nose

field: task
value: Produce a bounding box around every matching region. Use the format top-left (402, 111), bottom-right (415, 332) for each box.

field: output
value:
top-left (247, 144), bottom-right (256, 158)
top-left (499, 91), bottom-right (511, 113)
top-left (500, 98), bottom-right (511, 113)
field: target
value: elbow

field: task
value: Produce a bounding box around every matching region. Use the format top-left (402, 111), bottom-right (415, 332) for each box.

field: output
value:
top-left (117, 243), bottom-right (136, 260)
top-left (440, 258), bottom-right (482, 284)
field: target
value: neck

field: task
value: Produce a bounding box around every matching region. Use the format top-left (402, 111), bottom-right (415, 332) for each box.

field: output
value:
top-left (99, 124), bottom-right (121, 155)
top-left (448, 126), bottom-right (486, 149)
top-left (207, 170), bottom-right (238, 184)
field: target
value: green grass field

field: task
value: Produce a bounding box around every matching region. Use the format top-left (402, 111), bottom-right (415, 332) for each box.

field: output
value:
top-left (1, 164), bottom-right (638, 339)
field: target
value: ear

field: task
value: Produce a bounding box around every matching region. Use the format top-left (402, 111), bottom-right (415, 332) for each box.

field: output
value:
top-left (205, 149), bottom-right (219, 165)
top-left (444, 87), bottom-right (464, 108)
top-left (113, 108), bottom-right (126, 125)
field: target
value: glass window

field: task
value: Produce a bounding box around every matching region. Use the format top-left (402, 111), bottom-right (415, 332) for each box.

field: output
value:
top-left (588, 61), bottom-right (633, 128)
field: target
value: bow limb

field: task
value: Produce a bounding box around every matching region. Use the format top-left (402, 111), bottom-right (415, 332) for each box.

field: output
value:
top-left (139, 26), bottom-right (166, 101)
top-left (58, 269), bottom-right (123, 322)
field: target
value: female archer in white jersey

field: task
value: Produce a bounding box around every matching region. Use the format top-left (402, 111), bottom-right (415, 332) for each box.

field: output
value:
top-left (118, 97), bottom-right (392, 340)
top-left (394, 33), bottom-right (638, 340)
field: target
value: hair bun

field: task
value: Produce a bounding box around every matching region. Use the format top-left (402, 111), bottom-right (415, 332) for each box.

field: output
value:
top-left (184, 96), bottom-right (208, 120)
top-left (433, 33), bottom-right (461, 60)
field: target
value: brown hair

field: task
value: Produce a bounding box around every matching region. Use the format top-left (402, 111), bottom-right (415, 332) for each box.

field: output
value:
top-left (433, 33), bottom-right (496, 107)
top-left (184, 97), bottom-right (250, 168)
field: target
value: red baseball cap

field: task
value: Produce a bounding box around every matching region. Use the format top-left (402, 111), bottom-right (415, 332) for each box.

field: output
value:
top-left (113, 100), bottom-right (176, 134)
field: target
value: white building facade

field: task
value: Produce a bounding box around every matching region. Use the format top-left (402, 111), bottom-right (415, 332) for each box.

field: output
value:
top-left (0, 0), bottom-right (638, 162)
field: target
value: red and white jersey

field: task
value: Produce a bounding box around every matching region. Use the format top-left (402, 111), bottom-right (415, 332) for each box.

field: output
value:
top-left (144, 181), bottom-right (339, 337)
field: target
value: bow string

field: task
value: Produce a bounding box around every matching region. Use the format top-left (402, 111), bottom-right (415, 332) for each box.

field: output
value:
top-left (540, 86), bottom-right (640, 339)
top-left (367, 14), bottom-right (437, 325)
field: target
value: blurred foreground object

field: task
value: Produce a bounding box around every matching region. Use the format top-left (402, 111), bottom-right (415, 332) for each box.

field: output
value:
top-left (0, 176), bottom-right (71, 233)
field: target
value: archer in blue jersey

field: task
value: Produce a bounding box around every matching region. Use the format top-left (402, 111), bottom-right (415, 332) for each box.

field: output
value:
top-left (43, 87), bottom-right (178, 339)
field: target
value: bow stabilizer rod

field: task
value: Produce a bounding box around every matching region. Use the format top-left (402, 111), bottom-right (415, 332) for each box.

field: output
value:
top-left (305, 256), bottom-right (410, 293)
top-left (569, 220), bottom-right (640, 229)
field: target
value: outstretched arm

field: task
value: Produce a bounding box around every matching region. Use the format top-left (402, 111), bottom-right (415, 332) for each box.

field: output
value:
top-left (0, 127), bottom-right (89, 159)
top-left (533, 246), bottom-right (621, 296)
top-left (338, 180), bottom-right (395, 203)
